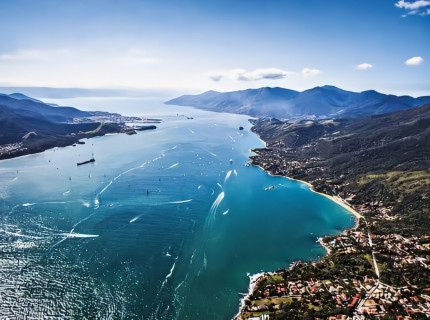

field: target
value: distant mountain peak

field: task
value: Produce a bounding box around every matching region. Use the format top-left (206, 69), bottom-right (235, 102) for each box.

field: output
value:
top-left (166, 86), bottom-right (430, 119)
top-left (321, 85), bottom-right (341, 90)
top-left (8, 93), bottom-right (42, 103)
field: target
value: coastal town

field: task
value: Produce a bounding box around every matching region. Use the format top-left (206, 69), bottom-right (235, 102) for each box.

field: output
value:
top-left (0, 142), bottom-right (27, 158)
top-left (237, 116), bottom-right (430, 320)
top-left (238, 212), bottom-right (430, 319)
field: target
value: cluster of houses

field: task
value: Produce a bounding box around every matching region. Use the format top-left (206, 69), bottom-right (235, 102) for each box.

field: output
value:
top-left (322, 230), bottom-right (370, 255)
top-left (242, 207), bottom-right (430, 319)
top-left (0, 142), bottom-right (26, 157)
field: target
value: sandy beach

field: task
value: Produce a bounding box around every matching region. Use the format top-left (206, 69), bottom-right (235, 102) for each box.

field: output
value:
top-left (252, 162), bottom-right (363, 221)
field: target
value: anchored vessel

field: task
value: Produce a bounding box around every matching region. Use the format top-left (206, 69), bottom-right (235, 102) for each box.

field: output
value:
top-left (77, 157), bottom-right (95, 166)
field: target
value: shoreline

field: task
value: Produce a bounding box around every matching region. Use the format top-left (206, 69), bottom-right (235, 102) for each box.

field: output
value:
top-left (233, 272), bottom-right (267, 320)
top-left (252, 162), bottom-right (363, 221)
top-left (0, 123), bottom-right (143, 162)
top-left (234, 160), bottom-right (363, 319)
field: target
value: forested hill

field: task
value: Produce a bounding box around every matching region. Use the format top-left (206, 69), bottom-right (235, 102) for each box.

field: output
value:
top-left (250, 103), bottom-right (430, 236)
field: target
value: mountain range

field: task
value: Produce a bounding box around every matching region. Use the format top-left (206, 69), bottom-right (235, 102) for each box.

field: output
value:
top-left (0, 93), bottom-right (91, 122)
top-left (166, 86), bottom-right (430, 119)
top-left (0, 93), bottom-right (123, 159)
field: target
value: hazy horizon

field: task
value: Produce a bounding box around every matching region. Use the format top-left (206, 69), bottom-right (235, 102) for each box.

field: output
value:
top-left (0, 0), bottom-right (429, 96)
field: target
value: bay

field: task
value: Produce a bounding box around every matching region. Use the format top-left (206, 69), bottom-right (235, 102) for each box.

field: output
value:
top-left (0, 98), bottom-right (355, 319)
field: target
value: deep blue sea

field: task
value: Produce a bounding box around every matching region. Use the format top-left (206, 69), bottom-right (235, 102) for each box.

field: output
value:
top-left (0, 98), bottom-right (355, 319)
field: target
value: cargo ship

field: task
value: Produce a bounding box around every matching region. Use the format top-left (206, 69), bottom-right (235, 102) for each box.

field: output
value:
top-left (77, 157), bottom-right (95, 166)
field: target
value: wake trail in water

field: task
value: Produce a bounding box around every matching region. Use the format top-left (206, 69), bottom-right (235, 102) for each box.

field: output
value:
top-left (190, 249), bottom-right (197, 264)
top-left (8, 204), bottom-right (22, 214)
top-left (1, 229), bottom-right (43, 239)
top-left (187, 128), bottom-right (195, 134)
top-left (60, 233), bottom-right (99, 238)
top-left (166, 163), bottom-right (179, 169)
top-left (151, 256), bottom-right (179, 319)
top-left (221, 209), bottom-right (230, 215)
top-left (22, 203), bottom-right (35, 207)
top-left (129, 215), bottom-right (143, 223)
top-left (99, 180), bottom-right (113, 195)
top-left (174, 273), bottom-right (189, 292)
top-left (20, 200), bottom-right (79, 209)
top-left (233, 169), bottom-right (238, 176)
top-left (64, 152), bottom-right (167, 247)
top-left (164, 199), bottom-right (193, 204)
top-left (100, 150), bottom-right (167, 199)
top-left (52, 211), bottom-right (98, 247)
top-left (206, 191), bottom-right (225, 227)
top-left (161, 144), bottom-right (178, 158)
top-left (201, 148), bottom-right (218, 159)
top-left (224, 170), bottom-right (233, 183)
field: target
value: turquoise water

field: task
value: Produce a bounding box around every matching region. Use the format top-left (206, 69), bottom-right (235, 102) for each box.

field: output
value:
top-left (0, 98), bottom-right (355, 319)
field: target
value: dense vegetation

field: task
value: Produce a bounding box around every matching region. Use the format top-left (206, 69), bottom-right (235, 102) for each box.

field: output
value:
top-left (251, 104), bottom-right (430, 237)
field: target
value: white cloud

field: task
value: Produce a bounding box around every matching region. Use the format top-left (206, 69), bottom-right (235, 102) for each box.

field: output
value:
top-left (395, 0), bottom-right (430, 15)
top-left (355, 63), bottom-right (373, 70)
top-left (395, 0), bottom-right (430, 9)
top-left (301, 68), bottom-right (321, 78)
top-left (209, 68), bottom-right (294, 82)
top-left (405, 56), bottom-right (424, 65)
top-left (232, 68), bottom-right (293, 81)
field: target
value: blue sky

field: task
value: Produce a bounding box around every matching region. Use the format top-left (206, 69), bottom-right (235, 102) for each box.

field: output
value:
top-left (0, 0), bottom-right (429, 96)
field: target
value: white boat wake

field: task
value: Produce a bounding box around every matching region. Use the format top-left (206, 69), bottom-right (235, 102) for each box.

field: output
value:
top-left (224, 169), bottom-right (233, 183)
top-left (206, 191), bottom-right (225, 227)
top-left (164, 199), bottom-right (193, 204)
top-left (166, 163), bottom-right (179, 169)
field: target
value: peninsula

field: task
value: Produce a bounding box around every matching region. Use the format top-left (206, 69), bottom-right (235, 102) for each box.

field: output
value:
top-left (0, 93), bottom-right (157, 160)
top-left (236, 104), bottom-right (430, 319)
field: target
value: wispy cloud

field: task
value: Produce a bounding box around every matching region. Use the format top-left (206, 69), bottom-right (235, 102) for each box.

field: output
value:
top-left (121, 49), bottom-right (158, 64)
top-left (395, 0), bottom-right (430, 16)
top-left (208, 68), bottom-right (294, 82)
top-left (0, 49), bottom-right (70, 61)
top-left (233, 68), bottom-right (293, 81)
top-left (355, 62), bottom-right (373, 70)
top-left (405, 56), bottom-right (424, 65)
top-left (301, 68), bottom-right (321, 78)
